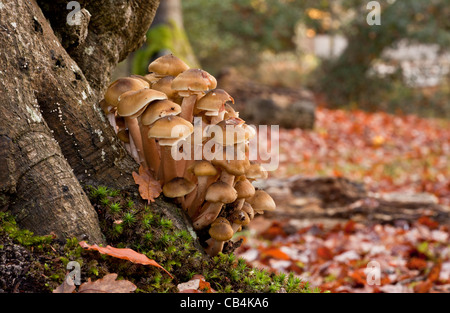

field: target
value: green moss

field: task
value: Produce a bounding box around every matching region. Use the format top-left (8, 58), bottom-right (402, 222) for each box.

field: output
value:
top-left (0, 186), bottom-right (319, 293)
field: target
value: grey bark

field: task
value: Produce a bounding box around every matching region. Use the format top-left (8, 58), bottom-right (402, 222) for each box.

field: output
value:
top-left (0, 0), bottom-right (167, 243)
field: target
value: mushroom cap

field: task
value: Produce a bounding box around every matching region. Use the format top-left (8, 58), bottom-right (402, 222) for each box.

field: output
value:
top-left (209, 217), bottom-right (234, 241)
top-left (104, 77), bottom-right (148, 107)
top-left (246, 190), bottom-right (276, 212)
top-left (129, 74), bottom-right (152, 87)
top-left (188, 160), bottom-right (218, 177)
top-left (242, 202), bottom-right (255, 220)
top-left (245, 162), bottom-right (268, 180)
top-left (117, 88), bottom-right (167, 118)
top-left (207, 118), bottom-right (251, 146)
top-left (151, 75), bottom-right (180, 100)
top-left (211, 155), bottom-right (250, 176)
top-left (195, 89), bottom-right (234, 113)
top-left (162, 177), bottom-right (196, 198)
top-left (116, 129), bottom-right (130, 143)
top-left (99, 99), bottom-right (113, 114)
top-left (234, 179), bottom-right (255, 199)
top-left (144, 73), bottom-right (160, 85)
top-left (148, 115), bottom-right (194, 140)
top-left (148, 54), bottom-right (189, 77)
top-left (205, 181), bottom-right (237, 204)
top-left (224, 103), bottom-right (239, 119)
top-left (171, 68), bottom-right (217, 97)
top-left (229, 210), bottom-right (250, 226)
top-left (140, 99), bottom-right (181, 126)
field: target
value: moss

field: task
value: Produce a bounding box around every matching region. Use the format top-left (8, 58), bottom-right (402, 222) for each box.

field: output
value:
top-left (0, 186), bottom-right (319, 293)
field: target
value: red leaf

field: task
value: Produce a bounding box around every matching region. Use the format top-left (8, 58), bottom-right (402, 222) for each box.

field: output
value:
top-left (132, 165), bottom-right (162, 204)
top-left (79, 241), bottom-right (172, 278)
top-left (417, 216), bottom-right (439, 230)
top-left (260, 247), bottom-right (290, 260)
top-left (317, 246), bottom-right (334, 260)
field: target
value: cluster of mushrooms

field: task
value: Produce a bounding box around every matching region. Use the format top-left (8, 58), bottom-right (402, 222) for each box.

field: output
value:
top-left (100, 54), bottom-right (276, 256)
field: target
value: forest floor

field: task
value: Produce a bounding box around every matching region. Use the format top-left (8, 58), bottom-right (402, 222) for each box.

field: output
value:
top-left (236, 107), bottom-right (450, 293)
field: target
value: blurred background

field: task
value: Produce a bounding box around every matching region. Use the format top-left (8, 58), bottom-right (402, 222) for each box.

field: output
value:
top-left (116, 0), bottom-right (450, 118)
top-left (113, 0), bottom-right (450, 292)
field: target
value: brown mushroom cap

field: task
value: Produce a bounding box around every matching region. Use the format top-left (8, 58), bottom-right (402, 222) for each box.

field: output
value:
top-left (207, 118), bottom-right (250, 146)
top-left (211, 156), bottom-right (249, 177)
top-left (148, 115), bottom-right (194, 140)
top-left (148, 54), bottom-right (189, 77)
top-left (104, 77), bottom-right (148, 107)
top-left (116, 129), bottom-right (130, 143)
top-left (242, 202), bottom-right (255, 220)
top-left (209, 217), bottom-right (234, 241)
top-left (144, 73), bottom-right (160, 85)
top-left (229, 210), bottom-right (250, 227)
top-left (245, 162), bottom-right (268, 180)
top-left (188, 160), bottom-right (218, 177)
top-left (171, 68), bottom-right (217, 97)
top-left (224, 103), bottom-right (239, 119)
top-left (129, 75), bottom-right (152, 87)
top-left (162, 177), bottom-right (196, 198)
top-left (117, 88), bottom-right (167, 118)
top-left (246, 190), bottom-right (276, 212)
top-left (195, 89), bottom-right (234, 114)
top-left (151, 75), bottom-right (180, 100)
top-left (205, 181), bottom-right (237, 204)
top-left (234, 179), bottom-right (255, 199)
top-left (140, 99), bottom-right (181, 126)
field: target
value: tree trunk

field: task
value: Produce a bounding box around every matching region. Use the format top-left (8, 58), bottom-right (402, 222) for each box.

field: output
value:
top-left (0, 0), bottom-right (195, 244)
top-left (132, 0), bottom-right (199, 75)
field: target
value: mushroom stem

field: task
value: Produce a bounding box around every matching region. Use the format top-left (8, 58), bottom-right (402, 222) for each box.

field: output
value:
top-left (178, 196), bottom-right (187, 210)
top-left (125, 117), bottom-right (147, 168)
top-left (193, 202), bottom-right (223, 230)
top-left (231, 223), bottom-right (241, 233)
top-left (204, 238), bottom-right (225, 257)
top-left (161, 146), bottom-right (178, 184)
top-left (187, 176), bottom-right (208, 217)
top-left (232, 198), bottom-right (245, 213)
top-left (139, 124), bottom-right (160, 175)
top-left (210, 110), bottom-right (225, 125)
top-left (220, 170), bottom-right (235, 186)
top-left (184, 185), bottom-right (198, 214)
top-left (107, 112), bottom-right (118, 133)
top-left (180, 94), bottom-right (197, 123)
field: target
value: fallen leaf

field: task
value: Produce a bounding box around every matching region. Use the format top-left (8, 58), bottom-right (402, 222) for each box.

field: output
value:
top-left (132, 165), bottom-right (162, 203)
top-left (260, 247), bottom-right (290, 260)
top-left (53, 275), bottom-right (76, 293)
top-left (79, 241), bottom-right (172, 278)
top-left (177, 275), bottom-right (215, 293)
top-left (78, 273), bottom-right (136, 293)
top-left (414, 280), bottom-right (432, 293)
top-left (406, 257), bottom-right (428, 271)
top-left (427, 262), bottom-right (442, 283)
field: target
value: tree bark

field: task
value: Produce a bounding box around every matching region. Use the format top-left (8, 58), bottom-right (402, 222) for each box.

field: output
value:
top-left (0, 0), bottom-right (175, 243)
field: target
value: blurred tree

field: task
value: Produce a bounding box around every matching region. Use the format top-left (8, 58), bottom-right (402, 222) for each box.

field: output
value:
top-left (183, 0), bottom-right (308, 73)
top-left (133, 0), bottom-right (199, 75)
top-left (311, 0), bottom-right (450, 112)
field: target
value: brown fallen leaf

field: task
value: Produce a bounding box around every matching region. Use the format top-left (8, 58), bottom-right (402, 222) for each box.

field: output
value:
top-left (53, 275), bottom-right (76, 293)
top-left (177, 275), bottom-right (215, 293)
top-left (78, 273), bottom-right (136, 293)
top-left (132, 165), bottom-right (162, 203)
top-left (79, 241), bottom-right (173, 278)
